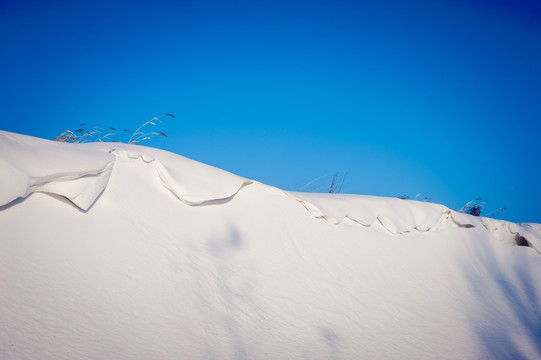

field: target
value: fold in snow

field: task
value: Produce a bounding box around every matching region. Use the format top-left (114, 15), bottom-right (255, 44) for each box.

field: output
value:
top-left (285, 191), bottom-right (540, 252)
top-left (287, 191), bottom-right (486, 232)
top-left (108, 149), bottom-right (253, 205)
top-left (1, 130), bottom-right (539, 251)
top-left (0, 131), bottom-right (250, 210)
top-left (0, 131), bottom-right (115, 210)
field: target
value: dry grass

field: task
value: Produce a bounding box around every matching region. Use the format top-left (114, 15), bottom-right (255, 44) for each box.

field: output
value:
top-left (55, 114), bottom-right (174, 144)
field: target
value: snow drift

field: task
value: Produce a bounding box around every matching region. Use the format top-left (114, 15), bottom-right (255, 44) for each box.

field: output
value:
top-left (1, 130), bottom-right (540, 359)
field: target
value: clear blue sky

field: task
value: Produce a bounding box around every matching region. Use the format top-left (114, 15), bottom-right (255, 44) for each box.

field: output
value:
top-left (1, 0), bottom-right (540, 223)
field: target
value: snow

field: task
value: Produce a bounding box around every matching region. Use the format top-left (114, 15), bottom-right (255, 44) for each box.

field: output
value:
top-left (1, 130), bottom-right (540, 359)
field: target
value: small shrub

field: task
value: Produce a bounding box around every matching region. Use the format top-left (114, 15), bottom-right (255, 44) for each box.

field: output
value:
top-left (459, 198), bottom-right (487, 216)
top-left (328, 172), bottom-right (348, 194)
top-left (300, 171), bottom-right (347, 193)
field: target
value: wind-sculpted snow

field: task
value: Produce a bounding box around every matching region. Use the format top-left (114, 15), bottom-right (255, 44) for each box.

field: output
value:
top-left (104, 148), bottom-right (252, 206)
top-left (1, 130), bottom-right (539, 251)
top-left (1, 130), bottom-right (541, 360)
top-left (0, 131), bottom-right (250, 210)
top-left (287, 191), bottom-right (541, 252)
top-left (480, 217), bottom-right (541, 253)
top-left (0, 131), bottom-right (115, 210)
top-left (288, 191), bottom-right (467, 233)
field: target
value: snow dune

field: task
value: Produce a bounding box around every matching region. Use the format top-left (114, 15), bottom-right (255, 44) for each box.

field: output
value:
top-left (1, 130), bottom-right (540, 359)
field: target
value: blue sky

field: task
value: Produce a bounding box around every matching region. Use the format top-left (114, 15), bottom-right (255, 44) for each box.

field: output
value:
top-left (1, 0), bottom-right (540, 223)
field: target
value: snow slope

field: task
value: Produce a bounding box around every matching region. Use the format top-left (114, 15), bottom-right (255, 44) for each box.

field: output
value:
top-left (1, 130), bottom-right (540, 359)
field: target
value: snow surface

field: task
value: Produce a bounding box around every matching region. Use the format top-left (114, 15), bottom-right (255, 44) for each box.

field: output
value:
top-left (1, 130), bottom-right (540, 359)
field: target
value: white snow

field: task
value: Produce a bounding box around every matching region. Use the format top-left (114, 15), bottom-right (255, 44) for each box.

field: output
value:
top-left (1, 130), bottom-right (540, 359)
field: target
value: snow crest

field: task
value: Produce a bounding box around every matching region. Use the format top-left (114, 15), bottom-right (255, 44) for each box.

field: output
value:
top-left (285, 191), bottom-right (540, 252)
top-left (0, 131), bottom-right (250, 210)
top-left (1, 130), bottom-right (539, 251)
top-left (108, 149), bottom-right (253, 205)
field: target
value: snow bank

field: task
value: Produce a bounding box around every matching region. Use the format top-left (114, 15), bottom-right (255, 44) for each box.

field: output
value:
top-left (1, 131), bottom-right (540, 360)
top-left (1, 131), bottom-right (538, 250)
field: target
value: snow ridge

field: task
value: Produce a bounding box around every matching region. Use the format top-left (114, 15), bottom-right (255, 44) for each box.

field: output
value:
top-left (284, 191), bottom-right (541, 253)
top-left (0, 131), bottom-right (250, 210)
top-left (110, 150), bottom-right (254, 206)
top-left (1, 130), bottom-right (539, 252)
